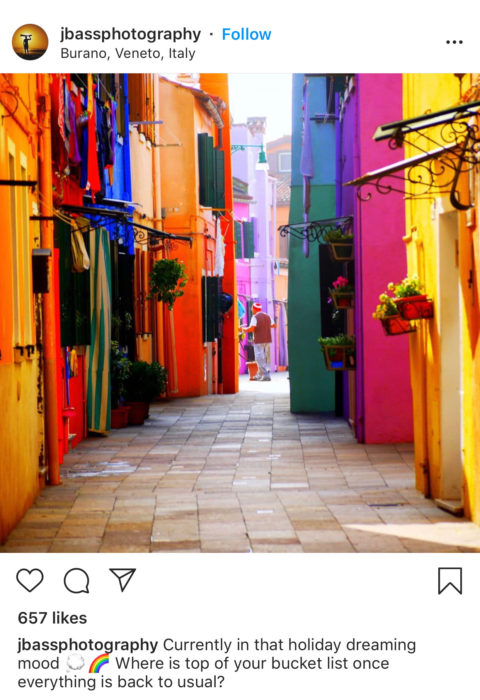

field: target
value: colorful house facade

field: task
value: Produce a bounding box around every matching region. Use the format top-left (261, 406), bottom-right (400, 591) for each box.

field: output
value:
top-left (0, 71), bottom-right (238, 543)
top-left (400, 74), bottom-right (480, 518)
top-left (287, 74), bottom-right (413, 444)
top-left (288, 74), bottom-right (346, 413)
top-left (347, 73), bottom-right (480, 520)
top-left (156, 74), bottom-right (237, 396)
top-left (231, 118), bottom-right (286, 375)
top-left (339, 74), bottom-right (413, 443)
top-left (0, 74), bottom-right (48, 541)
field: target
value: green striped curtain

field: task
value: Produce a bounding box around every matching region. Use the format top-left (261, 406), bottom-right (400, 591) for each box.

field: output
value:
top-left (86, 228), bottom-right (112, 433)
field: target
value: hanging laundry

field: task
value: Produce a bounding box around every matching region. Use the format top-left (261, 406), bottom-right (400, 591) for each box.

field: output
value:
top-left (86, 76), bottom-right (101, 198)
top-left (78, 88), bottom-right (89, 188)
top-left (107, 99), bottom-right (117, 187)
top-left (67, 89), bottom-right (81, 165)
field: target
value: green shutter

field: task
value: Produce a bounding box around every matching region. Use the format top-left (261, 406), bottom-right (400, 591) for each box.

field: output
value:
top-left (234, 221), bottom-right (242, 258)
top-left (198, 133), bottom-right (215, 207)
top-left (202, 276), bottom-right (219, 342)
top-left (214, 148), bottom-right (225, 212)
top-left (243, 221), bottom-right (255, 258)
top-left (199, 135), bottom-right (225, 210)
top-left (55, 220), bottom-right (91, 347)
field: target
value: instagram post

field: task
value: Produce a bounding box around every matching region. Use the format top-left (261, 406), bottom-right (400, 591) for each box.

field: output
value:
top-left (0, 1), bottom-right (479, 698)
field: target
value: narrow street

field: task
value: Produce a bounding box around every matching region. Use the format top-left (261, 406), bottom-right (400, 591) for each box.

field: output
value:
top-left (3, 373), bottom-right (480, 554)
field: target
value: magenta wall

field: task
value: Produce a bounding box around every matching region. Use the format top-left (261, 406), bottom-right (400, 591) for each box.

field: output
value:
top-left (341, 74), bottom-right (413, 443)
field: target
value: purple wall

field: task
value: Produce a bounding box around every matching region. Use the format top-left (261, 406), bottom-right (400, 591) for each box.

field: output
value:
top-left (340, 74), bottom-right (413, 443)
top-left (232, 123), bottom-right (279, 376)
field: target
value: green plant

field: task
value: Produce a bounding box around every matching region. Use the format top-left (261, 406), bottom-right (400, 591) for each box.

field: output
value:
top-left (389, 275), bottom-right (423, 299)
top-left (318, 334), bottom-right (355, 347)
top-left (323, 227), bottom-right (353, 243)
top-left (148, 258), bottom-right (188, 310)
top-left (126, 361), bottom-right (168, 402)
top-left (110, 341), bottom-right (132, 408)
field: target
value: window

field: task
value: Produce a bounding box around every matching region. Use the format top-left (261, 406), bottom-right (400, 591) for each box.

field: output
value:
top-left (202, 276), bottom-right (219, 342)
top-left (234, 221), bottom-right (243, 258)
top-left (242, 221), bottom-right (255, 258)
top-left (278, 152), bottom-right (291, 172)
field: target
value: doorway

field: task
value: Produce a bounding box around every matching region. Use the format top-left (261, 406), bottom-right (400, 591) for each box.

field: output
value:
top-left (437, 209), bottom-right (463, 506)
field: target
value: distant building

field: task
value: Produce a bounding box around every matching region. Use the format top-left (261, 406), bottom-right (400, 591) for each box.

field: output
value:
top-left (267, 135), bottom-right (290, 369)
top-left (231, 118), bottom-right (287, 374)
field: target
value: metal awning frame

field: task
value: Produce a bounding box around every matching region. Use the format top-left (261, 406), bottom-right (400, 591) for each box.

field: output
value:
top-left (59, 203), bottom-right (193, 247)
top-left (279, 216), bottom-right (353, 243)
top-left (346, 100), bottom-right (480, 211)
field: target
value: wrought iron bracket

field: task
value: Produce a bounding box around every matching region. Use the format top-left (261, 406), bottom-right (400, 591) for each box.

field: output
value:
top-left (59, 204), bottom-right (193, 247)
top-left (347, 100), bottom-right (480, 211)
top-left (279, 216), bottom-right (353, 243)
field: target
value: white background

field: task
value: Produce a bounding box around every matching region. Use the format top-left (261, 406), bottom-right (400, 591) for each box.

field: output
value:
top-left (1, 554), bottom-right (477, 699)
top-left (0, 0), bottom-right (475, 72)
top-left (2, 1), bottom-right (480, 698)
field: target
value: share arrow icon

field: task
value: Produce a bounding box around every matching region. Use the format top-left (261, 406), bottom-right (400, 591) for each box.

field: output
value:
top-left (109, 568), bottom-right (136, 592)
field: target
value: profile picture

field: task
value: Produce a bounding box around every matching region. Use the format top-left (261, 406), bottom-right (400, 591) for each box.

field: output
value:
top-left (12, 24), bottom-right (48, 60)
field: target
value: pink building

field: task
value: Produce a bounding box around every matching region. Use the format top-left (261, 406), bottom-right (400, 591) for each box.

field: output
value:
top-left (339, 74), bottom-right (413, 443)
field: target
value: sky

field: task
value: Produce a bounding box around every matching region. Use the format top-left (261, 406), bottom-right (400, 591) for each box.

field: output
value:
top-left (228, 74), bottom-right (292, 143)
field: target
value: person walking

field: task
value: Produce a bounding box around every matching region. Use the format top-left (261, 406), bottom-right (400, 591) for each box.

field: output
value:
top-left (241, 302), bottom-right (276, 381)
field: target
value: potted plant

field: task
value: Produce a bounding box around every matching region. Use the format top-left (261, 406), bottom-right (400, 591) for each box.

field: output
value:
top-left (372, 292), bottom-right (416, 336)
top-left (318, 334), bottom-right (356, 371)
top-left (110, 341), bottom-right (132, 428)
top-left (125, 361), bottom-right (168, 424)
top-left (148, 258), bottom-right (188, 310)
top-left (328, 275), bottom-right (354, 309)
top-left (390, 275), bottom-right (434, 320)
top-left (323, 227), bottom-right (354, 261)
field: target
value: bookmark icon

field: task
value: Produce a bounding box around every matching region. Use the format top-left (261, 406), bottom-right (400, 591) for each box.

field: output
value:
top-left (438, 567), bottom-right (462, 595)
top-left (109, 568), bottom-right (136, 592)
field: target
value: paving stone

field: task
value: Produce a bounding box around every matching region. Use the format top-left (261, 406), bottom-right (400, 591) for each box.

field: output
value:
top-left (3, 372), bottom-right (480, 553)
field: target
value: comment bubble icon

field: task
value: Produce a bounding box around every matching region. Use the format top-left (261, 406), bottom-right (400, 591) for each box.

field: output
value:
top-left (64, 568), bottom-right (90, 594)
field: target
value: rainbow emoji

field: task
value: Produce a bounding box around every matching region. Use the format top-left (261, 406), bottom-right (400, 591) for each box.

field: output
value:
top-left (89, 653), bottom-right (109, 673)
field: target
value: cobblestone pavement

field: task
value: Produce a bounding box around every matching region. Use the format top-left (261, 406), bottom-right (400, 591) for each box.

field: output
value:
top-left (3, 373), bottom-right (480, 553)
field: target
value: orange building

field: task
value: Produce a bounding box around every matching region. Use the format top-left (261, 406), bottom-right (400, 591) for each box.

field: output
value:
top-left (153, 74), bottom-right (238, 397)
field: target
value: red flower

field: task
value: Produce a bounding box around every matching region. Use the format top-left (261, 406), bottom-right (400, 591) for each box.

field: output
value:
top-left (332, 275), bottom-right (349, 290)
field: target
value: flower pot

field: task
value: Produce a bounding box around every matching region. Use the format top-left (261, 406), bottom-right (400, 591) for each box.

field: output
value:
top-left (380, 315), bottom-right (416, 336)
top-left (395, 295), bottom-right (434, 320)
top-left (329, 288), bottom-right (354, 309)
top-left (321, 345), bottom-right (356, 371)
top-left (246, 361), bottom-right (259, 380)
top-left (126, 401), bottom-right (149, 425)
top-left (111, 406), bottom-right (131, 429)
top-left (327, 241), bottom-right (354, 262)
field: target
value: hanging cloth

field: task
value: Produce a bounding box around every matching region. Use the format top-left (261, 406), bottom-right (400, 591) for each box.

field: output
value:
top-left (85, 227), bottom-right (112, 433)
top-left (86, 76), bottom-right (101, 198)
top-left (70, 219), bottom-right (90, 272)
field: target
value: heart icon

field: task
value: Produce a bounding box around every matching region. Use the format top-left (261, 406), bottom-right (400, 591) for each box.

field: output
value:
top-left (16, 568), bottom-right (44, 592)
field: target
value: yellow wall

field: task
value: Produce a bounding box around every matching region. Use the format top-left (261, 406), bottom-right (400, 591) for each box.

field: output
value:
top-left (0, 75), bottom-right (44, 541)
top-left (403, 74), bottom-right (480, 520)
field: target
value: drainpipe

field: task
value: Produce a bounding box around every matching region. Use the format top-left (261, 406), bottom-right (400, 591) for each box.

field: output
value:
top-left (37, 74), bottom-right (61, 485)
top-left (151, 76), bottom-right (164, 367)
